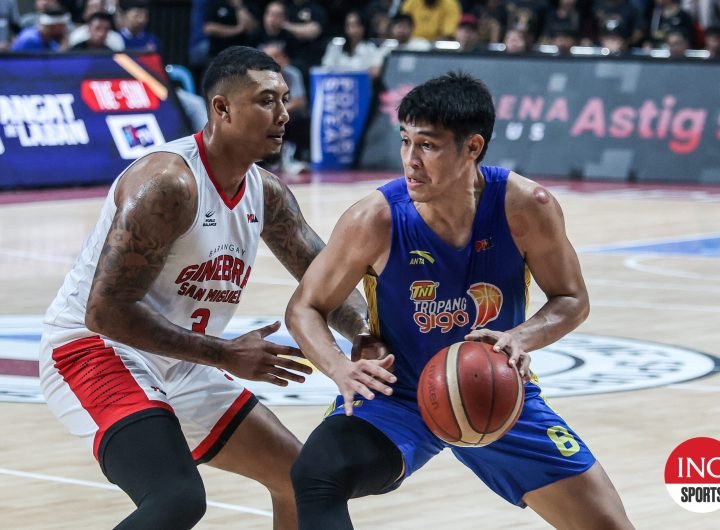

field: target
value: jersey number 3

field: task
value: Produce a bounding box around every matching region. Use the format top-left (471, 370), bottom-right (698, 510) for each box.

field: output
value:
top-left (191, 308), bottom-right (211, 334)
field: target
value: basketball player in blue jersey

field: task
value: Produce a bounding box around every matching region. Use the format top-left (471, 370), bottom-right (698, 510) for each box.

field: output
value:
top-left (286, 72), bottom-right (634, 529)
top-left (39, 46), bottom-right (374, 529)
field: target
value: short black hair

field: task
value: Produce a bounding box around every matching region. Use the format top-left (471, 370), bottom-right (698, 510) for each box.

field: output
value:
top-left (397, 71), bottom-right (495, 161)
top-left (391, 14), bottom-right (414, 26)
top-left (87, 11), bottom-right (113, 26)
top-left (201, 45), bottom-right (281, 102)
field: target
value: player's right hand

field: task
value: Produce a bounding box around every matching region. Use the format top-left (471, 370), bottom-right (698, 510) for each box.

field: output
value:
top-left (329, 355), bottom-right (396, 416)
top-left (222, 321), bottom-right (313, 386)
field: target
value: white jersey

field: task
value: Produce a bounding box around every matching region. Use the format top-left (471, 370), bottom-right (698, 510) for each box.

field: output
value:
top-left (44, 132), bottom-right (265, 340)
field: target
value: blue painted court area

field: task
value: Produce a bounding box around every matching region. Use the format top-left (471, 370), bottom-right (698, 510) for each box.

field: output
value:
top-left (580, 235), bottom-right (720, 257)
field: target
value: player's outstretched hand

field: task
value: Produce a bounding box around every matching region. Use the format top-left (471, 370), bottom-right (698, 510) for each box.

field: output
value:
top-left (464, 329), bottom-right (531, 383)
top-left (330, 356), bottom-right (396, 416)
top-left (223, 321), bottom-right (312, 386)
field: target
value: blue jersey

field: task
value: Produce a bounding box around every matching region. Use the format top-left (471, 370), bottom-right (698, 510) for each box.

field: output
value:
top-left (365, 166), bottom-right (530, 401)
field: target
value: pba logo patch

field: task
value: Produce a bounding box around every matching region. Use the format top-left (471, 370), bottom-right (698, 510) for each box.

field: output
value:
top-left (665, 437), bottom-right (720, 513)
top-left (106, 114), bottom-right (165, 159)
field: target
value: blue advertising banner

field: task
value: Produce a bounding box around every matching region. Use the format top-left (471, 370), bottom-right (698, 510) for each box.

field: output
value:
top-left (310, 68), bottom-right (372, 170)
top-left (0, 53), bottom-right (191, 189)
top-left (360, 52), bottom-right (720, 183)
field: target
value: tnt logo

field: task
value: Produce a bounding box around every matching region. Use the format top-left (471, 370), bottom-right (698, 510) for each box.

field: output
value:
top-left (409, 280), bottom-right (438, 301)
top-left (665, 437), bottom-right (720, 513)
top-left (121, 123), bottom-right (155, 148)
top-left (247, 213), bottom-right (259, 223)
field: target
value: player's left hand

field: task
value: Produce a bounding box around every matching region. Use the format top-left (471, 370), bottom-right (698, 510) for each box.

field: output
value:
top-left (351, 333), bottom-right (393, 371)
top-left (464, 329), bottom-right (532, 383)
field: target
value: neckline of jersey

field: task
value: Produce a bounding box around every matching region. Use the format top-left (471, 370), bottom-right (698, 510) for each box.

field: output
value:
top-left (194, 131), bottom-right (247, 210)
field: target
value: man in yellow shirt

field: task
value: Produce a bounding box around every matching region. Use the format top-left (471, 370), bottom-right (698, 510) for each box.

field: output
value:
top-left (401, 0), bottom-right (461, 41)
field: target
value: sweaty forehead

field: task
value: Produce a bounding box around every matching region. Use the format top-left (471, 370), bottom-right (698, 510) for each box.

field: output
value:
top-left (244, 70), bottom-right (288, 94)
top-left (399, 120), bottom-right (451, 138)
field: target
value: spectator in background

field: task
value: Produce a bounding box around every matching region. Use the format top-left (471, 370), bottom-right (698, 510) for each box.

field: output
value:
top-left (665, 27), bottom-right (690, 53)
top-left (260, 42), bottom-right (309, 174)
top-left (283, 0), bottom-right (328, 74)
top-left (321, 10), bottom-right (383, 77)
top-left (682, 0), bottom-right (720, 30)
top-left (541, 0), bottom-right (584, 44)
top-left (385, 13), bottom-right (432, 50)
top-left (551, 27), bottom-right (577, 53)
top-left (454, 12), bottom-right (482, 50)
top-left (70, 10), bottom-right (112, 50)
top-left (20, 0), bottom-right (60, 30)
top-left (704, 24), bottom-right (720, 57)
top-left (119, 0), bottom-right (160, 51)
top-left (473, 0), bottom-right (507, 44)
top-left (506, 0), bottom-right (548, 42)
top-left (0, 0), bottom-right (20, 51)
top-left (599, 26), bottom-right (631, 53)
top-left (69, 0), bottom-right (124, 50)
top-left (648, 0), bottom-right (696, 47)
top-left (401, 0), bottom-right (462, 41)
top-left (256, 2), bottom-right (298, 59)
top-left (503, 26), bottom-right (530, 52)
top-left (203, 0), bottom-right (258, 60)
top-left (188, 0), bottom-right (209, 67)
top-left (12, 7), bottom-right (68, 51)
top-left (365, 0), bottom-right (402, 38)
top-left (592, 0), bottom-right (645, 47)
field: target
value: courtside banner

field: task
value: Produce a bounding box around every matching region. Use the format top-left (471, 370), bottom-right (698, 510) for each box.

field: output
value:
top-left (360, 52), bottom-right (720, 183)
top-left (0, 53), bottom-right (191, 189)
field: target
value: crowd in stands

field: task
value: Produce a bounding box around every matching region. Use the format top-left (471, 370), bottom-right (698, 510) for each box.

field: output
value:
top-left (2, 0), bottom-right (718, 171)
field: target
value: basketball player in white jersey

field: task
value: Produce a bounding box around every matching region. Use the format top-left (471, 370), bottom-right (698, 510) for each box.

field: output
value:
top-left (38, 46), bottom-right (372, 529)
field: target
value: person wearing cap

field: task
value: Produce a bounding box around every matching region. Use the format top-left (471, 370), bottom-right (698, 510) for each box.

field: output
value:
top-left (11, 7), bottom-right (69, 51)
top-left (455, 12), bottom-right (482, 51)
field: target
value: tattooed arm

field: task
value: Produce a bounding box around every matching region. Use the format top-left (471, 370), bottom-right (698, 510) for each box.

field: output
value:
top-left (84, 154), bottom-right (310, 385)
top-left (261, 169), bottom-right (369, 340)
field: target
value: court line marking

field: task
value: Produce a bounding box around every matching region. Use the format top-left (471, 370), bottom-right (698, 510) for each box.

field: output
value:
top-left (624, 256), bottom-right (720, 281)
top-left (587, 278), bottom-right (720, 293)
top-left (667, 384), bottom-right (719, 392)
top-left (578, 232), bottom-right (720, 253)
top-left (0, 467), bottom-right (273, 517)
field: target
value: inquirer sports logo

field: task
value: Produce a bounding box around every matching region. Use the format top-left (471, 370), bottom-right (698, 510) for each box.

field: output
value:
top-left (665, 437), bottom-right (720, 513)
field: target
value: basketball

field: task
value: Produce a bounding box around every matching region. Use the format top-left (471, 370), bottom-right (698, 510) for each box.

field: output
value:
top-left (417, 341), bottom-right (524, 446)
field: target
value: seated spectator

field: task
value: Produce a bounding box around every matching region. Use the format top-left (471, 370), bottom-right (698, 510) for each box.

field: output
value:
top-left (118, 0), bottom-right (160, 51)
top-left (256, 1), bottom-right (298, 58)
top-left (364, 0), bottom-right (398, 38)
top-left (68, 0), bottom-right (124, 50)
top-left (284, 0), bottom-right (328, 72)
top-left (70, 10), bottom-right (112, 50)
top-left (648, 0), bottom-right (695, 47)
top-left (705, 24), bottom-right (720, 58)
top-left (11, 7), bottom-right (68, 51)
top-left (455, 12), bottom-right (482, 51)
top-left (600, 26), bottom-right (631, 54)
top-left (474, 0), bottom-right (507, 43)
top-left (505, 0), bottom-right (548, 42)
top-left (401, 0), bottom-right (462, 41)
top-left (592, 0), bottom-right (645, 47)
top-left (203, 0), bottom-right (258, 59)
top-left (551, 28), bottom-right (577, 54)
top-left (503, 27), bottom-right (530, 53)
top-left (383, 13), bottom-right (432, 51)
top-left (666, 28), bottom-right (690, 55)
top-left (20, 0), bottom-right (60, 30)
top-left (0, 0), bottom-right (21, 51)
top-left (260, 42), bottom-right (309, 174)
top-left (188, 0), bottom-right (209, 67)
top-left (541, 0), bottom-right (583, 45)
top-left (321, 10), bottom-right (383, 77)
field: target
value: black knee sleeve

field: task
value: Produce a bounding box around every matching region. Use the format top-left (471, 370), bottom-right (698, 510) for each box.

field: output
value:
top-left (291, 415), bottom-right (404, 529)
top-left (100, 411), bottom-right (207, 530)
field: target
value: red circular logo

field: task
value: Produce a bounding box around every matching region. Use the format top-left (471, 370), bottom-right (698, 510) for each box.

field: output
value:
top-left (665, 437), bottom-right (720, 513)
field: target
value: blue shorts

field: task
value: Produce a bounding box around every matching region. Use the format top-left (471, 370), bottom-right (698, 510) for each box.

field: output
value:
top-left (326, 381), bottom-right (596, 506)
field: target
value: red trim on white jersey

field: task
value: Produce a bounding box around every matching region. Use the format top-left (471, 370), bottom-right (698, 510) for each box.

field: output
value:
top-left (194, 131), bottom-right (247, 210)
top-left (191, 387), bottom-right (253, 461)
top-left (51, 335), bottom-right (174, 459)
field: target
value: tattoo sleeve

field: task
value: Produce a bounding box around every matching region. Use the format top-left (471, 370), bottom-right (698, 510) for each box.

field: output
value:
top-left (262, 172), bottom-right (369, 339)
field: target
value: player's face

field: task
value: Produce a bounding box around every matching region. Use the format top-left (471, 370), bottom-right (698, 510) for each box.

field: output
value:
top-left (222, 70), bottom-right (290, 160)
top-left (400, 121), bottom-right (478, 202)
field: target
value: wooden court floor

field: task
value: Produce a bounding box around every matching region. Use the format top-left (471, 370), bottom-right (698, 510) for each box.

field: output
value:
top-left (0, 175), bottom-right (719, 529)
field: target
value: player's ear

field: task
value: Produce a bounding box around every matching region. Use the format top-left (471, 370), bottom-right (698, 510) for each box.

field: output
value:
top-left (467, 134), bottom-right (484, 160)
top-left (210, 95), bottom-right (230, 121)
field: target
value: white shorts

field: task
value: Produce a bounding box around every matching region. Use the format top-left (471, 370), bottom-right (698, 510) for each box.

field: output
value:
top-left (39, 326), bottom-right (257, 463)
